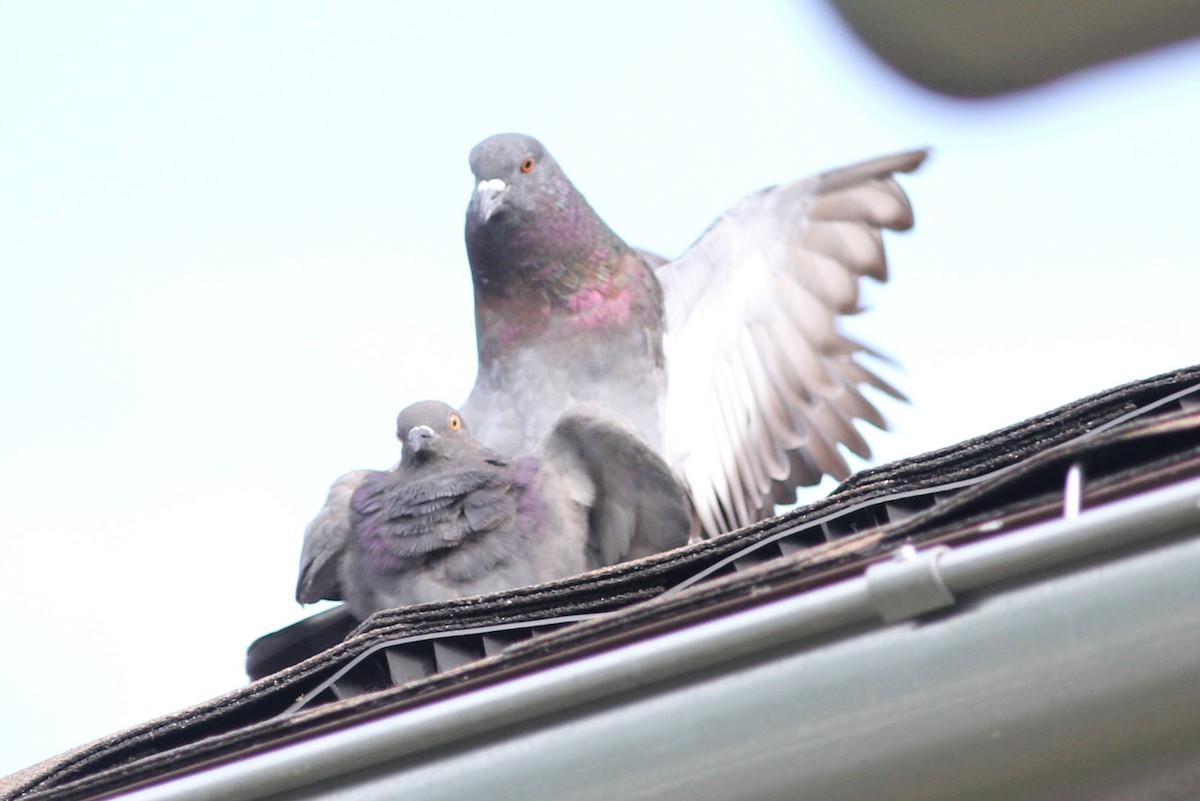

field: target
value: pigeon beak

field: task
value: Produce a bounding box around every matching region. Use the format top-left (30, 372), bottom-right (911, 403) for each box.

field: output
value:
top-left (474, 178), bottom-right (508, 223)
top-left (407, 425), bottom-right (438, 453)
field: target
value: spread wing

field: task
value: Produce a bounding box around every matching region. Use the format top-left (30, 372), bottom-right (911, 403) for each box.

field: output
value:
top-left (541, 404), bottom-right (692, 565)
top-left (296, 469), bottom-right (375, 604)
top-left (656, 149), bottom-right (927, 537)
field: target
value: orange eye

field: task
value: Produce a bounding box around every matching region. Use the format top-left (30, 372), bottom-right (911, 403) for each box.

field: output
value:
top-left (520, 156), bottom-right (536, 173)
top-left (449, 413), bottom-right (462, 431)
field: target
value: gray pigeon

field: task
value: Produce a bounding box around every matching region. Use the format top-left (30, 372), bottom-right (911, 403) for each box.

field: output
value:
top-left (296, 401), bottom-right (691, 619)
top-left (462, 133), bottom-right (926, 536)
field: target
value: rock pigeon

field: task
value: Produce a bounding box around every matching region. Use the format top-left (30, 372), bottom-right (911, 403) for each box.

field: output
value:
top-left (296, 401), bottom-right (691, 619)
top-left (462, 133), bottom-right (926, 536)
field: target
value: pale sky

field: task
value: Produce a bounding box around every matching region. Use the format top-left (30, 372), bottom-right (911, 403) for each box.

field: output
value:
top-left (2, 1), bottom-right (1199, 776)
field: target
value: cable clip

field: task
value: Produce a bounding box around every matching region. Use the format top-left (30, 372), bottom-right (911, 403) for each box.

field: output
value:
top-left (866, 544), bottom-right (955, 623)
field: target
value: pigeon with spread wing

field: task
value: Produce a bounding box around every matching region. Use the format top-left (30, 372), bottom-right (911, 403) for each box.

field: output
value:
top-left (461, 133), bottom-right (924, 536)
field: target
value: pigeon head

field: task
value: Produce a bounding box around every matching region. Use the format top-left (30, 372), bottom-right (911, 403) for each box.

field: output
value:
top-left (464, 133), bottom-right (662, 366)
top-left (467, 133), bottom-right (554, 226)
top-left (465, 133), bottom-right (629, 297)
top-left (394, 400), bottom-right (472, 466)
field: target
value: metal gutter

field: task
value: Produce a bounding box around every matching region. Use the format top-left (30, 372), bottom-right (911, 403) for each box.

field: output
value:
top-left (116, 475), bottom-right (1200, 801)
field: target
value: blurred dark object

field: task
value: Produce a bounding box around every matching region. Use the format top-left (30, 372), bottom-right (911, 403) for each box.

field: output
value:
top-left (827, 0), bottom-right (1200, 96)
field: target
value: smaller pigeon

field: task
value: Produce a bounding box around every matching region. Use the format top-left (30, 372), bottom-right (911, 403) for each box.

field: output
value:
top-left (296, 401), bottom-right (691, 619)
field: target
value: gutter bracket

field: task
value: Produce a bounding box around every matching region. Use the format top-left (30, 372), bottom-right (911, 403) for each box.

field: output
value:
top-left (866, 544), bottom-right (956, 623)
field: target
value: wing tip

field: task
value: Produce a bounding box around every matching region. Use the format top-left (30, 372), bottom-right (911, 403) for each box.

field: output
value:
top-left (818, 147), bottom-right (931, 193)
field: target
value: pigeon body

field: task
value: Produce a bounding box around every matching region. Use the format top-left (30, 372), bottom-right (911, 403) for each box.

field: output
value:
top-left (462, 135), bottom-right (667, 460)
top-left (296, 401), bottom-right (690, 619)
top-left (462, 133), bottom-right (926, 536)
